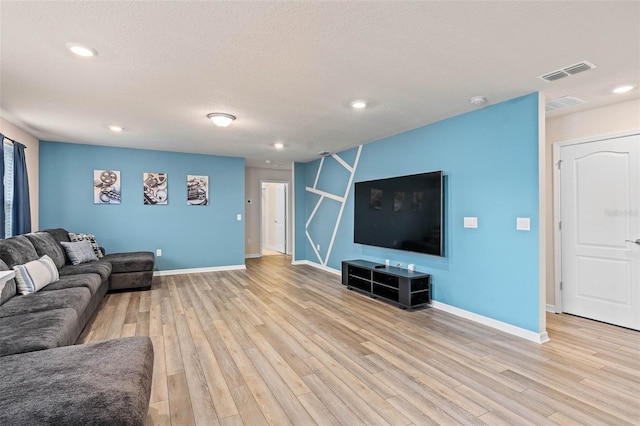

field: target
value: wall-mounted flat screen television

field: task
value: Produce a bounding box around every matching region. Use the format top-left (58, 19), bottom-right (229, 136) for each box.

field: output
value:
top-left (354, 171), bottom-right (444, 256)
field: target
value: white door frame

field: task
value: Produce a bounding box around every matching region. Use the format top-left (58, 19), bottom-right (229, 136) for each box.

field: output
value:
top-left (553, 129), bottom-right (640, 314)
top-left (260, 180), bottom-right (289, 255)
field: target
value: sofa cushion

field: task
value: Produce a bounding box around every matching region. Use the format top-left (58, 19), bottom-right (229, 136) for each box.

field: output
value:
top-left (59, 260), bottom-right (112, 282)
top-left (0, 308), bottom-right (80, 357)
top-left (41, 273), bottom-right (103, 296)
top-left (61, 240), bottom-right (99, 265)
top-left (13, 255), bottom-right (59, 295)
top-left (0, 235), bottom-right (39, 268)
top-left (69, 232), bottom-right (104, 258)
top-left (103, 251), bottom-right (155, 274)
top-left (0, 287), bottom-right (91, 319)
top-left (42, 227), bottom-right (72, 244)
top-left (42, 227), bottom-right (72, 262)
top-left (24, 231), bottom-right (67, 269)
top-left (0, 260), bottom-right (16, 306)
top-left (0, 336), bottom-right (154, 426)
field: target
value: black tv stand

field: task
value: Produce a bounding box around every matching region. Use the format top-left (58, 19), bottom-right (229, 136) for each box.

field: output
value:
top-left (341, 259), bottom-right (431, 310)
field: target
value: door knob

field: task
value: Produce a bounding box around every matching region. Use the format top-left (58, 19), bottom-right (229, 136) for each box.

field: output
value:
top-left (625, 239), bottom-right (640, 245)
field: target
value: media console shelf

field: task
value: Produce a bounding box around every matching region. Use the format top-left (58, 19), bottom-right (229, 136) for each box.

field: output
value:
top-left (341, 259), bottom-right (431, 310)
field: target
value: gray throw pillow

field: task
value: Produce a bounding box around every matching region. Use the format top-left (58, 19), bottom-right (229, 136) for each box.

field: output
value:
top-left (60, 240), bottom-right (99, 265)
top-left (68, 232), bottom-right (103, 258)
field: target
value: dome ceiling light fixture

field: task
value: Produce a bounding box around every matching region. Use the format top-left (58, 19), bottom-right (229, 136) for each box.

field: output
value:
top-left (612, 84), bottom-right (636, 94)
top-left (274, 142), bottom-right (284, 150)
top-left (65, 42), bottom-right (98, 57)
top-left (469, 96), bottom-right (487, 106)
top-left (109, 125), bottom-right (123, 132)
top-left (351, 100), bottom-right (367, 109)
top-left (207, 113), bottom-right (236, 127)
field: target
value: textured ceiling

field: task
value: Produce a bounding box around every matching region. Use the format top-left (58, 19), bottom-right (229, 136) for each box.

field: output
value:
top-left (1, 1), bottom-right (639, 170)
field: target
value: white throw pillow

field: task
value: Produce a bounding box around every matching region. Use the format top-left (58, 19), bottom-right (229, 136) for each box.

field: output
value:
top-left (13, 255), bottom-right (59, 295)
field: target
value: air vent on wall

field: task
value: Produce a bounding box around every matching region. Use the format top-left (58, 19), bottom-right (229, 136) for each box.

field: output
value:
top-left (538, 61), bottom-right (597, 82)
top-left (545, 96), bottom-right (586, 112)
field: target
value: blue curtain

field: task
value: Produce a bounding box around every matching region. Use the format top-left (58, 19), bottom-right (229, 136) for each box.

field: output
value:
top-left (0, 134), bottom-right (4, 239)
top-left (12, 142), bottom-right (30, 235)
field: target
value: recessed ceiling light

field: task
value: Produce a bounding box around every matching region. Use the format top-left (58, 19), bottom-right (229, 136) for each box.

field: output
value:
top-left (612, 85), bottom-right (636, 94)
top-left (109, 125), bottom-right (123, 132)
top-left (265, 160), bottom-right (272, 164)
top-left (65, 42), bottom-right (97, 57)
top-left (274, 142), bottom-right (284, 149)
top-left (351, 100), bottom-right (367, 109)
top-left (207, 113), bottom-right (236, 127)
top-left (469, 96), bottom-right (487, 106)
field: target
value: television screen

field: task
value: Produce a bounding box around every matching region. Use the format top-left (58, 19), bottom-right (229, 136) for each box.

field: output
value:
top-left (354, 171), bottom-right (444, 256)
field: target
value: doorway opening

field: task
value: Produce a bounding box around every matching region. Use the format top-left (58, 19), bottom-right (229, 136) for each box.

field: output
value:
top-left (261, 181), bottom-right (288, 256)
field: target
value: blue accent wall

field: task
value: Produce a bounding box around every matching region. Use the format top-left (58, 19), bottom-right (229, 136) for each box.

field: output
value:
top-left (39, 142), bottom-right (245, 271)
top-left (295, 93), bottom-right (540, 331)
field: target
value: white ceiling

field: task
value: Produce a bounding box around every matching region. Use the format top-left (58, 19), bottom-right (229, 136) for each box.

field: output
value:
top-left (1, 1), bottom-right (639, 170)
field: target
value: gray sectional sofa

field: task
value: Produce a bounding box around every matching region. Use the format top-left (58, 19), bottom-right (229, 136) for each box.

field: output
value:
top-left (0, 229), bottom-right (156, 425)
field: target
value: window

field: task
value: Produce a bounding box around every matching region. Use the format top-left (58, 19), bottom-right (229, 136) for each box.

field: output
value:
top-left (4, 142), bottom-right (14, 237)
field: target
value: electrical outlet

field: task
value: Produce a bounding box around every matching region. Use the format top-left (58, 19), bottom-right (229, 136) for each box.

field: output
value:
top-left (156, 249), bottom-right (162, 257)
top-left (316, 244), bottom-right (320, 251)
top-left (385, 259), bottom-right (390, 266)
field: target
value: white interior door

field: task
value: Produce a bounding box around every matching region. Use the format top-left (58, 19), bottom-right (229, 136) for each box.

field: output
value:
top-left (560, 134), bottom-right (640, 330)
top-left (274, 183), bottom-right (286, 253)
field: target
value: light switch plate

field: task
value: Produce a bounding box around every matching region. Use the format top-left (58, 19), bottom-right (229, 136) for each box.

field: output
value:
top-left (517, 217), bottom-right (531, 231)
top-left (464, 217), bottom-right (478, 228)
top-left (236, 214), bottom-right (242, 221)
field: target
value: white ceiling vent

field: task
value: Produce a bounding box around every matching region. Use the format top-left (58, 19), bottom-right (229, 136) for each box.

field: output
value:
top-left (538, 61), bottom-right (597, 82)
top-left (545, 96), bottom-right (586, 112)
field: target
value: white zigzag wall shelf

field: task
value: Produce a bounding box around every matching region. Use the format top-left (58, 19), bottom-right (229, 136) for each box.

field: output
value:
top-left (305, 145), bottom-right (362, 266)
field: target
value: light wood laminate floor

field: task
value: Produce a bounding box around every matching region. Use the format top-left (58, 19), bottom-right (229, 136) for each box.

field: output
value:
top-left (79, 255), bottom-right (640, 425)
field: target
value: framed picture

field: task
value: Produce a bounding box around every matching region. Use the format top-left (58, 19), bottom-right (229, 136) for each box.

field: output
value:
top-left (143, 172), bottom-right (168, 205)
top-left (187, 175), bottom-right (208, 205)
top-left (94, 170), bottom-right (121, 204)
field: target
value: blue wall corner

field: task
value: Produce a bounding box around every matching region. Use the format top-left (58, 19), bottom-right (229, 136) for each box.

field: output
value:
top-left (293, 162), bottom-right (307, 262)
top-left (39, 142), bottom-right (246, 270)
top-left (295, 93), bottom-right (541, 332)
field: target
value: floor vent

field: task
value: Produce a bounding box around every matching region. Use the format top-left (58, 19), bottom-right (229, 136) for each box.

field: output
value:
top-left (538, 61), bottom-right (597, 82)
top-left (545, 96), bottom-right (586, 112)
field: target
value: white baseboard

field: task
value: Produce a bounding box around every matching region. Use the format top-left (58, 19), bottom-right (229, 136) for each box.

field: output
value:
top-left (245, 253), bottom-right (261, 259)
top-left (291, 259), bottom-right (341, 276)
top-left (431, 301), bottom-right (550, 344)
top-left (294, 260), bottom-right (550, 343)
top-left (154, 264), bottom-right (246, 276)
top-left (546, 304), bottom-right (556, 313)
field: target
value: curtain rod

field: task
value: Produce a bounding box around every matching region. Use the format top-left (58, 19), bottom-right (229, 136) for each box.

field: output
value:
top-left (2, 135), bottom-right (26, 148)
